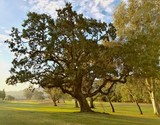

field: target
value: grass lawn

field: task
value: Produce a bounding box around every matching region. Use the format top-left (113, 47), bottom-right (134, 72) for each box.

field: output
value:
top-left (0, 100), bottom-right (160, 125)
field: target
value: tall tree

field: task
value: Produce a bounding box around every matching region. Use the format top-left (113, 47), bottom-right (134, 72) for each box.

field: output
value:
top-left (114, 0), bottom-right (160, 115)
top-left (5, 3), bottom-right (129, 112)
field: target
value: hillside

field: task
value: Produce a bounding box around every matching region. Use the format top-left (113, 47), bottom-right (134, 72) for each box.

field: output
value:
top-left (6, 90), bottom-right (25, 99)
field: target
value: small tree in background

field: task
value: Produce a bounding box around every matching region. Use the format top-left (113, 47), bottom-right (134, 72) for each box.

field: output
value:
top-left (0, 89), bottom-right (6, 100)
top-left (2, 89), bottom-right (6, 100)
top-left (23, 86), bottom-right (34, 100)
top-left (32, 90), bottom-right (45, 100)
top-left (44, 88), bottom-right (63, 106)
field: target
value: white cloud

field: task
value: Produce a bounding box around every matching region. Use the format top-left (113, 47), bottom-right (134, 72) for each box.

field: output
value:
top-left (0, 34), bottom-right (10, 43)
top-left (122, 0), bottom-right (128, 2)
top-left (25, 0), bottom-right (117, 22)
top-left (26, 0), bottom-right (65, 17)
top-left (0, 34), bottom-right (12, 58)
top-left (100, 0), bottom-right (115, 8)
top-left (4, 30), bottom-right (11, 34)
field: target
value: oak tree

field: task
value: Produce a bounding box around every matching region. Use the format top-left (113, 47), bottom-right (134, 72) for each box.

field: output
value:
top-left (5, 3), bottom-right (129, 112)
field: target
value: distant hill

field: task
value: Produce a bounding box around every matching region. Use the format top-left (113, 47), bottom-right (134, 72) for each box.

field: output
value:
top-left (6, 90), bottom-right (25, 99)
top-left (6, 88), bottom-right (47, 100)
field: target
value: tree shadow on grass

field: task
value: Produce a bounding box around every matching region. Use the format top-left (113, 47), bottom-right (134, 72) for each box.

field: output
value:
top-left (1, 107), bottom-right (160, 125)
top-left (0, 101), bottom-right (160, 125)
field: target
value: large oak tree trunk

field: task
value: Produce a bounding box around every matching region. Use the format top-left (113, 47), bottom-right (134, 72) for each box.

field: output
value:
top-left (74, 75), bottom-right (92, 112)
top-left (76, 94), bottom-right (92, 112)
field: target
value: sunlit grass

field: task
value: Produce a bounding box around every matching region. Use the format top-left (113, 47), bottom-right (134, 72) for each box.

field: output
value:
top-left (9, 100), bottom-right (41, 104)
top-left (2, 100), bottom-right (79, 113)
top-left (0, 100), bottom-right (160, 125)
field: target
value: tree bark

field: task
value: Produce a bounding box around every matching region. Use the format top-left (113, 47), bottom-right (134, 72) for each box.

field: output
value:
top-left (146, 78), bottom-right (160, 116)
top-left (129, 91), bottom-right (143, 115)
top-left (150, 90), bottom-right (160, 116)
top-left (51, 96), bottom-right (57, 106)
top-left (57, 99), bottom-right (60, 103)
top-left (135, 100), bottom-right (143, 115)
top-left (90, 97), bottom-right (95, 108)
top-left (106, 96), bottom-right (115, 112)
top-left (75, 99), bottom-right (79, 108)
top-left (74, 74), bottom-right (93, 112)
top-left (76, 94), bottom-right (92, 112)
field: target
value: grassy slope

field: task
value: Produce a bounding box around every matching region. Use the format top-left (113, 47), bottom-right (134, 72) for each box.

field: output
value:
top-left (0, 101), bottom-right (160, 125)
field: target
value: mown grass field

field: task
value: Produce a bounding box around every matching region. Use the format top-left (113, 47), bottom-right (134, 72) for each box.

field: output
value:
top-left (0, 100), bottom-right (160, 125)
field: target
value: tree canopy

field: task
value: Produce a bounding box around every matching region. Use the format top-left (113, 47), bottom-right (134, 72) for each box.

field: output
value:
top-left (114, 0), bottom-right (160, 78)
top-left (113, 0), bottom-right (160, 115)
top-left (5, 3), bottom-right (129, 112)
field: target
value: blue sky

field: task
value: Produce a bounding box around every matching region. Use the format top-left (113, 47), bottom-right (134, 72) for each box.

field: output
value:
top-left (0, 0), bottom-right (120, 91)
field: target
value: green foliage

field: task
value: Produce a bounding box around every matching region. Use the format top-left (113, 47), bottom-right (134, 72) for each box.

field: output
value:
top-left (23, 87), bottom-right (34, 100)
top-left (32, 90), bottom-right (45, 100)
top-left (114, 0), bottom-right (160, 78)
top-left (44, 88), bottom-right (63, 106)
top-left (114, 1), bottom-right (160, 115)
top-left (5, 3), bottom-right (129, 112)
top-left (155, 81), bottom-right (160, 103)
top-left (0, 89), bottom-right (6, 100)
top-left (111, 80), bottom-right (150, 103)
top-left (45, 88), bottom-right (62, 100)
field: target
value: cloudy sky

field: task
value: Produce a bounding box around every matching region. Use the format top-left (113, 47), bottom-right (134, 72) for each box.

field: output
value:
top-left (0, 0), bottom-right (121, 91)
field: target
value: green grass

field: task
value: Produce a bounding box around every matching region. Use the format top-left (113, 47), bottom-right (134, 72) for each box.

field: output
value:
top-left (0, 100), bottom-right (160, 125)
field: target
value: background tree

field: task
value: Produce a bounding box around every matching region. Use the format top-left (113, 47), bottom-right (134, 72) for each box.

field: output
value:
top-left (32, 90), bottom-right (45, 100)
top-left (0, 89), bottom-right (6, 100)
top-left (5, 3), bottom-right (129, 112)
top-left (44, 88), bottom-right (63, 106)
top-left (114, 0), bottom-right (160, 116)
top-left (23, 87), bottom-right (34, 100)
top-left (121, 78), bottom-right (144, 115)
top-left (101, 83), bottom-right (116, 113)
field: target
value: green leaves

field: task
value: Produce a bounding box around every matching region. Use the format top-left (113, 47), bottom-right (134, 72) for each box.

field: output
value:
top-left (114, 0), bottom-right (160, 78)
top-left (5, 3), bottom-right (128, 106)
